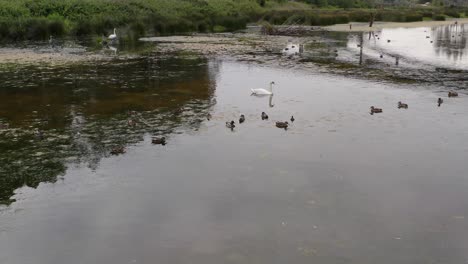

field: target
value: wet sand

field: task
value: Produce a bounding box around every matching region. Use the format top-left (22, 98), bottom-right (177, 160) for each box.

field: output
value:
top-left (326, 18), bottom-right (468, 32)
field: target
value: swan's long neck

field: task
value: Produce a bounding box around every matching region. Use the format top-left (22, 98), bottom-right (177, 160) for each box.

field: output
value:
top-left (269, 83), bottom-right (273, 92)
top-left (114, 28), bottom-right (116, 35)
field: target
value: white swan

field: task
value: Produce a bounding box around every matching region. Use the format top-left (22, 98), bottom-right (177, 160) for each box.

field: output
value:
top-left (108, 28), bottom-right (117, 40)
top-left (251, 81), bottom-right (275, 95)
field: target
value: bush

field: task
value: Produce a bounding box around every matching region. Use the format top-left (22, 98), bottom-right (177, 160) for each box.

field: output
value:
top-left (378, 10), bottom-right (422, 22)
top-left (48, 20), bottom-right (65, 36)
top-left (74, 20), bottom-right (93, 36)
top-left (213, 25), bottom-right (227, 33)
top-left (420, 11), bottom-right (433, 18)
top-left (444, 9), bottom-right (460, 18)
top-left (348, 10), bottom-right (373, 22)
top-left (213, 16), bottom-right (247, 31)
top-left (197, 20), bottom-right (210, 33)
top-left (433, 14), bottom-right (446, 21)
top-left (335, 14), bottom-right (350, 24)
top-left (26, 18), bottom-right (49, 40)
top-left (129, 21), bottom-right (146, 39)
top-left (285, 14), bottom-right (307, 25)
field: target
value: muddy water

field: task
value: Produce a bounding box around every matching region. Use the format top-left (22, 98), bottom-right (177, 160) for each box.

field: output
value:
top-left (1, 27), bottom-right (468, 264)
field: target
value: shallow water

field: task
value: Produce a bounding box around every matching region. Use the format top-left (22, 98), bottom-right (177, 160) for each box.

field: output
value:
top-left (346, 23), bottom-right (468, 70)
top-left (1, 26), bottom-right (468, 264)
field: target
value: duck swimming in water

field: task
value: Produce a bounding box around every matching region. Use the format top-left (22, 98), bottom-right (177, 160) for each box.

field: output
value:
top-left (226, 121), bottom-right (235, 130)
top-left (398, 102), bottom-right (408, 109)
top-left (239, 114), bottom-right (245, 124)
top-left (448, 91), bottom-right (458, 97)
top-left (152, 137), bottom-right (166, 145)
top-left (438, 98), bottom-right (443, 107)
top-left (110, 146), bottom-right (125, 155)
top-left (290, 116), bottom-right (295, 122)
top-left (370, 106), bottom-right (383, 114)
top-left (261, 112), bottom-right (269, 120)
top-left (276, 121), bottom-right (289, 130)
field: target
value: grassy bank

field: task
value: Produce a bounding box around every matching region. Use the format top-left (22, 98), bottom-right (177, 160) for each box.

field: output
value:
top-left (0, 0), bottom-right (466, 41)
top-left (0, 0), bottom-right (261, 41)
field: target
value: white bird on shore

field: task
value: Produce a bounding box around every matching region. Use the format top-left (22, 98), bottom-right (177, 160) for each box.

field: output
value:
top-left (251, 81), bottom-right (275, 95)
top-left (108, 28), bottom-right (117, 40)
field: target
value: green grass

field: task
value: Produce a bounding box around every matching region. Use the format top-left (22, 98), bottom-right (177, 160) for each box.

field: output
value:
top-left (0, 0), bottom-right (464, 41)
top-left (0, 0), bottom-right (261, 40)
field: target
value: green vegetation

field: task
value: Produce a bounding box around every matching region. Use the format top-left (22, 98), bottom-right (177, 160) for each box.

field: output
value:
top-left (0, 0), bottom-right (258, 41)
top-left (0, 0), bottom-right (465, 41)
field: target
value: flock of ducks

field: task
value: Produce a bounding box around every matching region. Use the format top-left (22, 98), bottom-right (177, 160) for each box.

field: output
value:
top-left (110, 135), bottom-right (166, 155)
top-left (224, 112), bottom-right (295, 131)
top-left (370, 91), bottom-right (458, 115)
top-left (110, 110), bottom-right (295, 155)
top-left (104, 87), bottom-right (461, 156)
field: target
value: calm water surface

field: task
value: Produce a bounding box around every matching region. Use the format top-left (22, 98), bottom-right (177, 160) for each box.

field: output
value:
top-left (346, 23), bottom-right (468, 70)
top-left (1, 25), bottom-right (468, 264)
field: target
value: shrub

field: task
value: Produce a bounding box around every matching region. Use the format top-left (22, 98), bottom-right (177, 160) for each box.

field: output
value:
top-left (285, 14), bottom-right (307, 25)
top-left (420, 11), bottom-right (433, 18)
top-left (444, 9), bottom-right (460, 18)
top-left (348, 10), bottom-right (373, 22)
top-left (433, 14), bottom-right (446, 21)
top-left (74, 19), bottom-right (93, 36)
top-left (213, 25), bottom-right (227, 32)
top-left (26, 18), bottom-right (49, 40)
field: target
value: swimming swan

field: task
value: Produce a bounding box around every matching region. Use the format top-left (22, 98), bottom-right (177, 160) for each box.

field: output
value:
top-left (251, 81), bottom-right (275, 95)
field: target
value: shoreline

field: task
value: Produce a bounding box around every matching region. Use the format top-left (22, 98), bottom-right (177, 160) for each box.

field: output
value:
top-left (0, 48), bottom-right (110, 66)
top-left (325, 18), bottom-right (468, 32)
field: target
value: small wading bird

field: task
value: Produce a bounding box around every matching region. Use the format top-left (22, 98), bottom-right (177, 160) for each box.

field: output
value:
top-left (438, 98), bottom-right (443, 107)
top-left (261, 112), bottom-right (269, 120)
top-left (251, 81), bottom-right (274, 95)
top-left (398, 102), bottom-right (408, 109)
top-left (370, 106), bottom-right (383, 114)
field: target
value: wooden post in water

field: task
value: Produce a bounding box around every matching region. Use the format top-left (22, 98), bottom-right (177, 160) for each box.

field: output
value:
top-left (359, 34), bottom-right (364, 65)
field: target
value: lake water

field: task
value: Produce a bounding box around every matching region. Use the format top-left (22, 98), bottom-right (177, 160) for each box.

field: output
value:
top-left (347, 23), bottom-right (468, 70)
top-left (1, 24), bottom-right (468, 264)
